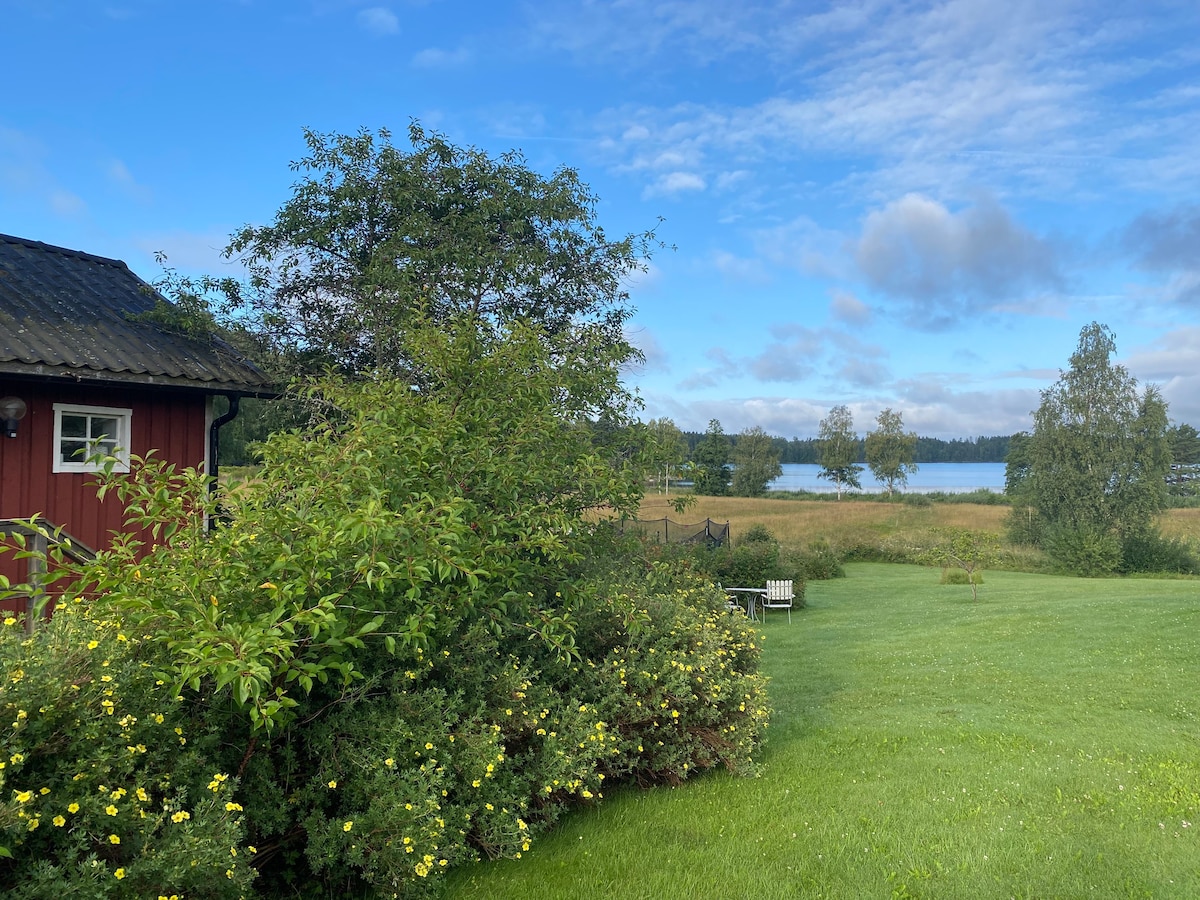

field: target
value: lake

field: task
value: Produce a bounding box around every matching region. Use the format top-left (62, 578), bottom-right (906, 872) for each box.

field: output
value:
top-left (768, 462), bottom-right (1007, 494)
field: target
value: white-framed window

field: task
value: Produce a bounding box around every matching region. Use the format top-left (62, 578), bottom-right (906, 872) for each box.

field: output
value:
top-left (52, 403), bottom-right (133, 473)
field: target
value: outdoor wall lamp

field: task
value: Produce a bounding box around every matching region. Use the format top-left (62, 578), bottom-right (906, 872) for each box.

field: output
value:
top-left (0, 396), bottom-right (27, 438)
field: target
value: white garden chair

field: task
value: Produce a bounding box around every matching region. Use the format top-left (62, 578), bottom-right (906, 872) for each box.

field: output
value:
top-left (762, 580), bottom-right (794, 623)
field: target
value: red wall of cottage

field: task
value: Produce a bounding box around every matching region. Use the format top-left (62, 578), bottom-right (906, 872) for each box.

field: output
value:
top-left (0, 381), bottom-right (209, 612)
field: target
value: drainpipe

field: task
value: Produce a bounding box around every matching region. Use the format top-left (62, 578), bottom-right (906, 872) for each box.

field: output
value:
top-left (207, 394), bottom-right (241, 528)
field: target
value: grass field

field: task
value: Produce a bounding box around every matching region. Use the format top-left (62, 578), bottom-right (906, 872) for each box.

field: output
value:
top-left (635, 494), bottom-right (1200, 570)
top-left (638, 495), bottom-right (1012, 547)
top-left (444, 563), bottom-right (1200, 899)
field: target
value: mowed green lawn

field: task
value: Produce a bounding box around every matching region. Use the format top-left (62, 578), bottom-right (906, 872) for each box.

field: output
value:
top-left (444, 564), bottom-right (1200, 899)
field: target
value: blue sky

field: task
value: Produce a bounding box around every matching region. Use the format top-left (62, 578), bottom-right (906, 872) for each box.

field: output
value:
top-left (5, 1), bottom-right (1200, 439)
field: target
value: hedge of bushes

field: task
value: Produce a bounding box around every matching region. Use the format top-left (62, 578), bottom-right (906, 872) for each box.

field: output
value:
top-left (0, 359), bottom-right (770, 899)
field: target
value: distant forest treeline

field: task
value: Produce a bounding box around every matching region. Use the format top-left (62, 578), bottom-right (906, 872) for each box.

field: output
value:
top-left (682, 432), bottom-right (1013, 464)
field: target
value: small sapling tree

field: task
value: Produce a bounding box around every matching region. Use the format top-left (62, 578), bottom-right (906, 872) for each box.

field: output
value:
top-left (817, 404), bottom-right (863, 499)
top-left (919, 528), bottom-right (1001, 601)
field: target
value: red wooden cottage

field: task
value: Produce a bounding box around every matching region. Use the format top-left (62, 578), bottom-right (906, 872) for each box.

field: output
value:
top-left (0, 233), bottom-right (272, 615)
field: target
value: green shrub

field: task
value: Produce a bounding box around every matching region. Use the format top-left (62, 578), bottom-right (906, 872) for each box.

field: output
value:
top-left (680, 539), bottom-right (807, 607)
top-left (939, 567), bottom-right (982, 585)
top-left (1118, 530), bottom-right (1199, 575)
top-left (793, 540), bottom-right (845, 580)
top-left (740, 524), bottom-right (776, 544)
top-left (1044, 524), bottom-right (1121, 576)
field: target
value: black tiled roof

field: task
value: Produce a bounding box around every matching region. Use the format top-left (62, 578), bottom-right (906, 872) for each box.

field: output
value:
top-left (0, 234), bottom-right (272, 393)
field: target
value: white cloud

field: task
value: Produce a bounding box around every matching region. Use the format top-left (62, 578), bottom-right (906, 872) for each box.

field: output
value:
top-left (710, 249), bottom-right (769, 284)
top-left (49, 189), bottom-right (86, 217)
top-left (626, 326), bottom-right (670, 373)
top-left (641, 381), bottom-right (1038, 438)
top-left (357, 6), bottom-right (399, 35)
top-left (713, 170), bottom-right (750, 192)
top-left (1123, 204), bottom-right (1200, 306)
top-left (751, 217), bottom-right (850, 280)
top-left (829, 290), bottom-right (870, 325)
top-left (106, 158), bottom-right (152, 202)
top-left (581, 2), bottom-right (1200, 209)
top-left (412, 46), bottom-right (469, 68)
top-left (854, 193), bottom-right (1061, 326)
top-left (623, 260), bottom-right (663, 294)
top-left (644, 171), bottom-right (706, 197)
top-left (1124, 327), bottom-right (1200, 424)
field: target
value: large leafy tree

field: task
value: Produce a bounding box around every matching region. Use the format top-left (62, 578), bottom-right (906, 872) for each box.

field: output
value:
top-left (817, 405), bottom-right (863, 499)
top-left (731, 426), bottom-right (783, 497)
top-left (221, 124), bottom-right (657, 381)
top-left (865, 408), bottom-right (918, 495)
top-left (692, 419), bottom-right (732, 496)
top-left (1027, 322), bottom-right (1170, 571)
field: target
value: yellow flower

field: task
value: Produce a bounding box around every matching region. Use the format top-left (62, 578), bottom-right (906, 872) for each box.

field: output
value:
top-left (109, 834), bottom-right (121, 844)
top-left (87, 640), bottom-right (99, 650)
top-left (67, 802), bottom-right (79, 813)
top-left (105, 804), bottom-right (119, 816)
top-left (136, 788), bottom-right (150, 802)
top-left (343, 821), bottom-right (353, 832)
top-left (327, 780), bottom-right (337, 789)
top-left (384, 758), bottom-right (395, 768)
top-left (171, 810), bottom-right (191, 823)
top-left (225, 802), bottom-right (243, 812)
top-left (2, 617), bottom-right (14, 626)
top-left (114, 868), bottom-right (126, 880)
top-left (15, 790), bottom-right (32, 804)
top-left (52, 815), bottom-right (65, 827)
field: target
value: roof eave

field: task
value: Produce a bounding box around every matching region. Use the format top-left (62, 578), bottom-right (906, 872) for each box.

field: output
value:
top-left (0, 361), bottom-right (279, 398)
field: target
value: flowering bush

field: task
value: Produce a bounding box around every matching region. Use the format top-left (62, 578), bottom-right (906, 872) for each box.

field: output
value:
top-left (0, 323), bottom-right (771, 897)
top-left (0, 595), bottom-right (255, 898)
top-left (575, 567), bottom-right (769, 784)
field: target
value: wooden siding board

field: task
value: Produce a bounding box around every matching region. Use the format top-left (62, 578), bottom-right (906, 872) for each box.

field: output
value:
top-left (1, 381), bottom-right (208, 561)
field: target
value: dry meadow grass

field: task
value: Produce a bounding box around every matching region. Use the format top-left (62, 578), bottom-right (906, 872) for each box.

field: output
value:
top-left (638, 493), bottom-right (1200, 558)
top-left (638, 494), bottom-right (1010, 550)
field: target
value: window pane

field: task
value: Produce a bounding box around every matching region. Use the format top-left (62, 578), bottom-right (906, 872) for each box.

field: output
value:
top-left (60, 438), bottom-right (88, 461)
top-left (89, 417), bottom-right (119, 440)
top-left (60, 415), bottom-right (87, 438)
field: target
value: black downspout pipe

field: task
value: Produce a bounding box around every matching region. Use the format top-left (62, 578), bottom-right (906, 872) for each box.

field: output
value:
top-left (208, 394), bottom-right (241, 529)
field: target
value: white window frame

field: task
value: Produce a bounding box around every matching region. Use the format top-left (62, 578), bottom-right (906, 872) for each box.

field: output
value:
top-left (52, 403), bottom-right (133, 474)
